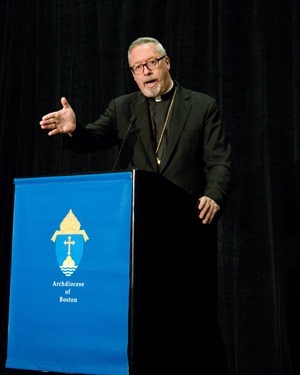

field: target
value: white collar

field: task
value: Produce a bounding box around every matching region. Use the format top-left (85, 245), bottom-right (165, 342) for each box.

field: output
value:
top-left (154, 81), bottom-right (174, 102)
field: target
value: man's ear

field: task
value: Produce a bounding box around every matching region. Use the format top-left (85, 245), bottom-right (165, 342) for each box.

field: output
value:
top-left (165, 56), bottom-right (171, 70)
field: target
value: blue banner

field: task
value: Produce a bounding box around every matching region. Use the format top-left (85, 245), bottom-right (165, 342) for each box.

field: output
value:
top-left (6, 172), bottom-right (132, 375)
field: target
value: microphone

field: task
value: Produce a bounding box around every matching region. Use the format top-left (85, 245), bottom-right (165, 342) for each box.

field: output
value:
top-left (112, 115), bottom-right (137, 171)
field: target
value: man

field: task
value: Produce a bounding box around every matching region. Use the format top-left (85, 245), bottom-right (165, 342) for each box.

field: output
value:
top-left (40, 36), bottom-right (234, 225)
top-left (40, 37), bottom-right (234, 374)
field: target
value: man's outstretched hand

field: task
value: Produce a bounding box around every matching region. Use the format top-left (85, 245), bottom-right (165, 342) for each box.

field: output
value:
top-left (39, 97), bottom-right (76, 136)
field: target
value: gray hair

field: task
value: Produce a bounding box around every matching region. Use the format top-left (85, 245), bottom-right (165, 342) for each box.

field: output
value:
top-left (128, 37), bottom-right (166, 58)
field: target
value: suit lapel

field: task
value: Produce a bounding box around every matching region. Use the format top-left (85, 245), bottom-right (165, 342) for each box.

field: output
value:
top-left (129, 86), bottom-right (191, 173)
top-left (160, 86), bottom-right (191, 171)
top-left (131, 93), bottom-right (158, 170)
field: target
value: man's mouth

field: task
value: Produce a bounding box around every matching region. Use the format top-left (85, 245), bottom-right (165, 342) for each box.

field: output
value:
top-left (144, 79), bottom-right (157, 88)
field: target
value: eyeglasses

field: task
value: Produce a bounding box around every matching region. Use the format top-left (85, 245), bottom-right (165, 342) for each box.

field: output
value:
top-left (130, 55), bottom-right (166, 75)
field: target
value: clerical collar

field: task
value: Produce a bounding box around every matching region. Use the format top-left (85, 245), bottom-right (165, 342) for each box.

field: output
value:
top-left (150, 82), bottom-right (175, 102)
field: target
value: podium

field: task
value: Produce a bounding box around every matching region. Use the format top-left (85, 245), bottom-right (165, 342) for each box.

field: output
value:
top-left (6, 170), bottom-right (216, 375)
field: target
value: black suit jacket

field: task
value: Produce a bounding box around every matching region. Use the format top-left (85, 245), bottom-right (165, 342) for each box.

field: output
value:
top-left (65, 83), bottom-right (234, 209)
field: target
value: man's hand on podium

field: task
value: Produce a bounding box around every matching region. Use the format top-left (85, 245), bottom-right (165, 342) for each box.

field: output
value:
top-left (198, 196), bottom-right (220, 224)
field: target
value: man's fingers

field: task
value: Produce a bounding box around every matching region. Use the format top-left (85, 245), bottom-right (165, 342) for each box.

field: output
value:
top-left (197, 196), bottom-right (220, 224)
top-left (41, 112), bottom-right (57, 121)
top-left (48, 128), bottom-right (58, 137)
top-left (61, 97), bottom-right (70, 109)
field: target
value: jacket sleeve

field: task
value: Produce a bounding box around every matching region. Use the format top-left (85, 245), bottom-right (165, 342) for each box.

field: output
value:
top-left (63, 100), bottom-right (117, 153)
top-left (202, 99), bottom-right (235, 208)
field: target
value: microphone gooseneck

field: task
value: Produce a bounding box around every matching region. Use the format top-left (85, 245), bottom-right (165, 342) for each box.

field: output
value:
top-left (112, 115), bottom-right (137, 171)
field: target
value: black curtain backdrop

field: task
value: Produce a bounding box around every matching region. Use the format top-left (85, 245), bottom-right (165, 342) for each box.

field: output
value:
top-left (1, 1), bottom-right (300, 374)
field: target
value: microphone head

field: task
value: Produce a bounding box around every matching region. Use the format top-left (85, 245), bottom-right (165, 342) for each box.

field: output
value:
top-left (129, 115), bottom-right (137, 124)
top-left (112, 114), bottom-right (137, 171)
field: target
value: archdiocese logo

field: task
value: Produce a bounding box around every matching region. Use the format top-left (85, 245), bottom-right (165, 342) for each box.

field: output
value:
top-left (51, 209), bottom-right (89, 277)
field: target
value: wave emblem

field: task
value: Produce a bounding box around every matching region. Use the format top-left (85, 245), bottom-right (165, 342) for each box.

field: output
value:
top-left (51, 210), bottom-right (89, 277)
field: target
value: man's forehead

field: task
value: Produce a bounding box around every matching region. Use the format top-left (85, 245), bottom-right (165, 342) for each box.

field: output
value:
top-left (129, 43), bottom-right (158, 63)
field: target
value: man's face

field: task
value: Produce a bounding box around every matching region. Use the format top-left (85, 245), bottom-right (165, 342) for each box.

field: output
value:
top-left (128, 43), bottom-right (171, 97)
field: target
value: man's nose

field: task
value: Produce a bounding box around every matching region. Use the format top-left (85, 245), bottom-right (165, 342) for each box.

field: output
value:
top-left (143, 65), bottom-right (152, 74)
